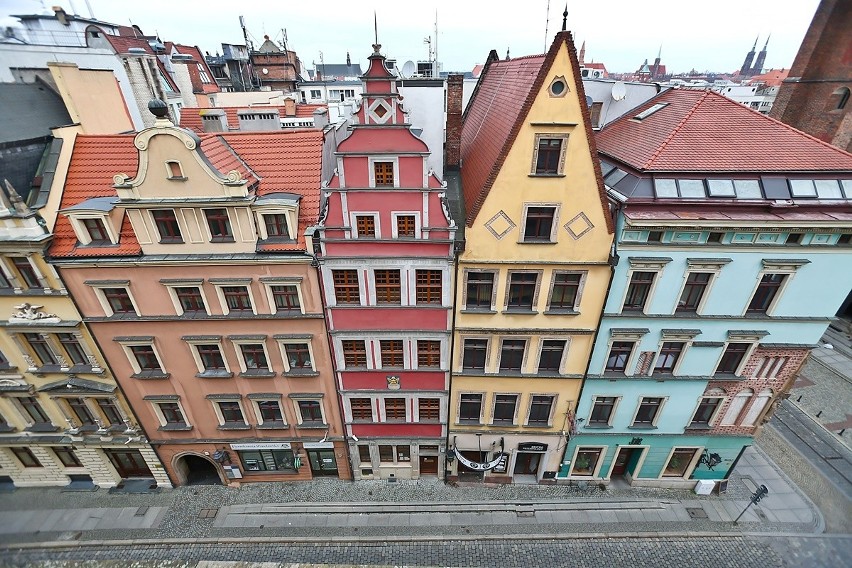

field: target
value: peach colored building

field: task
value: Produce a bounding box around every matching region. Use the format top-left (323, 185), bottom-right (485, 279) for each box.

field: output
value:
top-left (48, 106), bottom-right (349, 485)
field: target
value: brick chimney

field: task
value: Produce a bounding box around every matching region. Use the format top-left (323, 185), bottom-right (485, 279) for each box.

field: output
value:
top-left (283, 97), bottom-right (296, 117)
top-left (445, 74), bottom-right (464, 169)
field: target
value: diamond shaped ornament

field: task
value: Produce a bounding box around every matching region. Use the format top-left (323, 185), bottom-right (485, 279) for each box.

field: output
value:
top-left (564, 212), bottom-right (594, 239)
top-left (485, 210), bottom-right (516, 240)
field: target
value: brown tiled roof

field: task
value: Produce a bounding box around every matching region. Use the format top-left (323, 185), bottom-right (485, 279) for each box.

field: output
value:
top-left (179, 105), bottom-right (326, 133)
top-left (597, 89), bottom-right (852, 172)
top-left (175, 44), bottom-right (220, 94)
top-left (460, 32), bottom-right (613, 233)
top-left (50, 129), bottom-right (323, 258)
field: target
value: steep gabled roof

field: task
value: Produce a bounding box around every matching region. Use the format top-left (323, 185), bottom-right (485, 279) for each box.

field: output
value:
top-left (460, 32), bottom-right (613, 232)
top-left (597, 89), bottom-right (852, 172)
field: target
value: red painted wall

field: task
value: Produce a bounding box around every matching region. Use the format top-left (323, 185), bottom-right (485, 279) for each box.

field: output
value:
top-left (341, 371), bottom-right (448, 390)
top-left (331, 307), bottom-right (448, 329)
top-left (351, 423), bottom-right (443, 437)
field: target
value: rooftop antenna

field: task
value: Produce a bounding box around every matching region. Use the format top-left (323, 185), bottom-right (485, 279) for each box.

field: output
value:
top-left (434, 9), bottom-right (439, 79)
top-left (561, 4), bottom-right (568, 32)
top-left (543, 0), bottom-right (551, 52)
top-left (374, 11), bottom-right (378, 46)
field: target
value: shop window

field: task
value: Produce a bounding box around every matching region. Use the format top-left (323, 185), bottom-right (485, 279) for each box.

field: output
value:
top-left (238, 449), bottom-right (296, 472)
top-left (571, 448), bottom-right (602, 476)
top-left (662, 448), bottom-right (698, 477)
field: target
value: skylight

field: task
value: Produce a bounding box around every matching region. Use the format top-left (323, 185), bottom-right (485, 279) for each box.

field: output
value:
top-left (734, 180), bottom-right (763, 199)
top-left (633, 103), bottom-right (668, 121)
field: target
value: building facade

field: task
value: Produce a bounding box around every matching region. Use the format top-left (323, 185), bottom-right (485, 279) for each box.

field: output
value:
top-left (48, 106), bottom-right (350, 485)
top-left (314, 44), bottom-right (456, 481)
top-left (449, 30), bottom-right (614, 484)
top-left (562, 89), bottom-right (852, 487)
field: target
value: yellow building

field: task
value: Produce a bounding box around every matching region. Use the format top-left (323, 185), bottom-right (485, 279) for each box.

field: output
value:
top-left (448, 30), bottom-right (614, 483)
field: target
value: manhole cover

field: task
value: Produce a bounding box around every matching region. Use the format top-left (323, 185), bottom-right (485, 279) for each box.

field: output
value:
top-left (685, 507), bottom-right (708, 519)
top-left (516, 510), bottom-right (536, 518)
top-left (198, 508), bottom-right (219, 519)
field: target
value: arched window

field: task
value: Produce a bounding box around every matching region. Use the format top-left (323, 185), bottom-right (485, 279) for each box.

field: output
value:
top-left (720, 388), bottom-right (753, 426)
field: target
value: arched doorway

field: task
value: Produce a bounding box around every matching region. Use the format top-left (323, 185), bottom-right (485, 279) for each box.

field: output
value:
top-left (175, 454), bottom-right (223, 486)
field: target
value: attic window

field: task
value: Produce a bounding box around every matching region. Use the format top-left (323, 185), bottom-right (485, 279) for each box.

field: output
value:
top-left (549, 76), bottom-right (568, 97)
top-left (166, 161), bottom-right (185, 180)
top-left (633, 103), bottom-right (668, 121)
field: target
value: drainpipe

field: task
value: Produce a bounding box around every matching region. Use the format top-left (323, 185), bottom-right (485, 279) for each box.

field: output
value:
top-left (445, 239), bottom-right (462, 483)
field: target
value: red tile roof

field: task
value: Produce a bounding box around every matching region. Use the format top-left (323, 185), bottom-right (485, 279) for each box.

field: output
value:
top-left (175, 44), bottom-right (220, 94)
top-left (50, 129), bottom-right (323, 258)
top-left (460, 32), bottom-right (613, 233)
top-left (179, 105), bottom-right (325, 133)
top-left (746, 68), bottom-right (788, 87)
top-left (597, 89), bottom-right (852, 172)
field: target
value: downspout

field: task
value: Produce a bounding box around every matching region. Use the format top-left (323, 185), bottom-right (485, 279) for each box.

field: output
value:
top-left (445, 238), bottom-right (462, 483)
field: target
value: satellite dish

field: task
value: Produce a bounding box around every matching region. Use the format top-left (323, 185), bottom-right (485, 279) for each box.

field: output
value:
top-left (401, 60), bottom-right (415, 78)
top-left (611, 81), bottom-right (627, 101)
top-left (585, 95), bottom-right (593, 108)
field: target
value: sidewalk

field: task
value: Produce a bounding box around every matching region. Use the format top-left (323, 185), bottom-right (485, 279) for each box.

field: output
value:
top-left (0, 443), bottom-right (822, 548)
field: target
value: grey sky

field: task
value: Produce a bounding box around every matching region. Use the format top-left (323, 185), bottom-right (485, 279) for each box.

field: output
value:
top-left (4, 0), bottom-right (819, 74)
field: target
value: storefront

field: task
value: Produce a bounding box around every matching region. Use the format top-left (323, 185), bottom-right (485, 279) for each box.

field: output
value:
top-left (350, 441), bottom-right (445, 480)
top-left (446, 434), bottom-right (562, 484)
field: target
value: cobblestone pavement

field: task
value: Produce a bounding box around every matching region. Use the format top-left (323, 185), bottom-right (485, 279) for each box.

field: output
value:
top-left (2, 535), bottom-right (851, 568)
top-left (789, 349), bottom-right (852, 448)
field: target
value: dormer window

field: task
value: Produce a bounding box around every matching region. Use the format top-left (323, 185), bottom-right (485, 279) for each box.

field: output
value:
top-left (204, 208), bottom-right (234, 242)
top-left (166, 161), bottom-right (184, 180)
top-left (82, 218), bottom-right (110, 245)
top-left (264, 214), bottom-right (290, 239)
top-left (152, 209), bottom-right (183, 243)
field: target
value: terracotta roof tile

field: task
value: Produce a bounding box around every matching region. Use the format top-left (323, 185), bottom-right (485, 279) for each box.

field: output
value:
top-left (597, 89), bottom-right (852, 172)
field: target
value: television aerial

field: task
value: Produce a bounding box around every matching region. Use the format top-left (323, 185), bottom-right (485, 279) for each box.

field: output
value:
top-left (401, 60), bottom-right (415, 78)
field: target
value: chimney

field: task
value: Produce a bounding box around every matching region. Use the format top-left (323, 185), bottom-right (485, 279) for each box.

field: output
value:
top-left (283, 97), bottom-right (296, 117)
top-left (200, 109), bottom-right (228, 132)
top-left (445, 74), bottom-right (464, 169)
top-left (52, 6), bottom-right (69, 26)
top-left (313, 108), bottom-right (328, 129)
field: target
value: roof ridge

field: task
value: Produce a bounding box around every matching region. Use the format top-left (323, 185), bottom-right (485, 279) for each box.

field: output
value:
top-left (643, 90), bottom-right (710, 169)
top-left (499, 53), bottom-right (547, 62)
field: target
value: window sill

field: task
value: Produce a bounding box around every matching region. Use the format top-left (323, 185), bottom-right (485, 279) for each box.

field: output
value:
top-left (218, 424), bottom-right (252, 430)
top-left (686, 423), bottom-right (712, 430)
top-left (491, 421), bottom-right (515, 426)
top-left (158, 239), bottom-right (184, 244)
top-left (544, 309), bottom-right (579, 316)
top-left (456, 420), bottom-right (481, 426)
top-left (524, 423), bottom-right (552, 428)
top-left (583, 424), bottom-right (614, 429)
top-left (159, 424), bottom-right (192, 431)
top-left (240, 370), bottom-right (276, 378)
top-left (502, 309), bottom-right (537, 315)
top-left (528, 173), bottom-right (566, 178)
top-left (257, 422), bottom-right (289, 430)
top-left (196, 371), bottom-right (234, 379)
top-left (296, 422), bottom-right (328, 429)
top-left (284, 371), bottom-right (320, 378)
top-left (627, 425), bottom-right (658, 430)
top-left (26, 423), bottom-right (59, 433)
top-left (0, 425), bottom-right (17, 433)
top-left (132, 370), bottom-right (171, 380)
top-left (518, 240), bottom-right (557, 245)
top-left (461, 308), bottom-right (497, 314)
top-left (209, 237), bottom-right (236, 243)
top-left (167, 176), bottom-right (188, 181)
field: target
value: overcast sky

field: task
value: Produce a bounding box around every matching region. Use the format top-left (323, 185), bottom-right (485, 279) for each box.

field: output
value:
top-left (3, 0), bottom-right (819, 74)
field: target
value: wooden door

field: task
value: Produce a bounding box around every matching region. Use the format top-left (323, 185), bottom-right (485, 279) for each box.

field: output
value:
top-left (611, 448), bottom-right (633, 476)
top-left (419, 455), bottom-right (438, 475)
top-left (105, 450), bottom-right (153, 478)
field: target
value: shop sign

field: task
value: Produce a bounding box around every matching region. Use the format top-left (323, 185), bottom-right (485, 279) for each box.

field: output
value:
top-left (303, 442), bottom-right (335, 449)
top-left (231, 442), bottom-right (292, 450)
top-left (518, 442), bottom-right (548, 452)
top-left (491, 453), bottom-right (509, 474)
top-left (452, 449), bottom-right (507, 471)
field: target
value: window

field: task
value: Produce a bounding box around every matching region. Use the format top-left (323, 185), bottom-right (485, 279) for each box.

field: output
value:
top-left (707, 232), bottom-right (723, 243)
top-left (12, 447), bottom-right (42, 468)
top-left (462, 338), bottom-right (488, 371)
top-left (415, 270), bottom-right (442, 305)
top-left (549, 273), bottom-right (582, 311)
top-left (355, 215), bottom-right (375, 237)
top-left (589, 396), bottom-right (617, 425)
top-left (458, 393), bottom-right (482, 423)
top-left (152, 210), bottom-right (182, 243)
top-left (786, 233), bottom-right (804, 245)
top-left (297, 400), bottom-right (324, 424)
top-left (67, 397), bottom-right (97, 425)
top-left (396, 215), bottom-right (416, 237)
top-left (623, 272), bottom-right (655, 311)
top-left (538, 340), bottom-right (566, 373)
top-left (753, 356), bottom-right (788, 379)
top-left (197, 344), bottom-right (226, 371)
top-left (216, 401), bottom-right (246, 426)
top-left (632, 397), bottom-right (664, 427)
top-left (507, 272), bottom-right (538, 310)
top-left (283, 343), bottom-right (312, 371)
top-left (662, 448), bottom-right (698, 477)
top-left (417, 340), bottom-right (441, 368)
top-left (342, 340), bottom-right (367, 368)
top-left (647, 231), bottom-right (663, 243)
top-left (256, 400), bottom-right (284, 423)
top-left (571, 448), bottom-right (602, 476)
top-left (239, 344), bottom-right (270, 371)
top-left (465, 272), bottom-right (494, 310)
top-left (57, 333), bottom-right (88, 366)
top-left (222, 286), bottom-right (253, 313)
top-left (385, 398), bottom-right (406, 420)
top-left (96, 399), bottom-right (123, 426)
top-left (499, 339), bottom-right (526, 371)
top-left (10, 258), bottom-right (40, 288)
top-left (747, 274), bottom-right (786, 313)
top-left (129, 345), bottom-right (163, 372)
top-left (716, 343), bottom-right (751, 374)
top-left (82, 218), bottom-right (110, 245)
top-left (0, 270), bottom-right (11, 290)
top-left (523, 207), bottom-right (556, 242)
top-left (528, 395), bottom-right (554, 425)
top-left (535, 138), bottom-right (563, 174)
top-left (205, 209), bottom-right (233, 242)
top-left (374, 162), bottom-right (394, 187)
top-left (605, 341), bottom-right (634, 373)
top-left (419, 398), bottom-right (440, 421)
top-left (175, 287), bottom-right (206, 314)
top-left (379, 445), bottom-right (394, 462)
top-left (53, 446), bottom-right (82, 467)
top-left (690, 397), bottom-right (724, 426)
top-left (157, 402), bottom-right (187, 426)
top-left (24, 333), bottom-right (57, 366)
top-left (351, 398), bottom-right (373, 421)
top-left (166, 161), bottom-right (183, 179)
top-left (310, 89), bottom-right (321, 99)
top-left (654, 342), bottom-right (685, 373)
top-left (333, 270), bottom-right (360, 304)
top-left (374, 270), bottom-right (401, 304)
top-left (264, 214), bottom-right (290, 239)
top-left (18, 396), bottom-right (51, 425)
top-left (238, 449), bottom-right (296, 472)
top-left (103, 288), bottom-right (136, 314)
top-left (589, 102), bottom-right (603, 128)
top-left (358, 445), bottom-right (371, 463)
top-left (677, 273), bottom-right (711, 312)
top-left (380, 340), bottom-right (404, 368)
top-left (492, 394), bottom-right (517, 424)
top-left (271, 285), bottom-right (300, 312)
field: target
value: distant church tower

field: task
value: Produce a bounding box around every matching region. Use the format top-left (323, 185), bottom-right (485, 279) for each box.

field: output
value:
top-left (739, 36), bottom-right (758, 76)
top-left (752, 35), bottom-right (770, 75)
top-left (770, 0), bottom-right (852, 152)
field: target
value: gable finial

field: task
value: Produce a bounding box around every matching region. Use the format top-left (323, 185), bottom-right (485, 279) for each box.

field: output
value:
top-left (562, 4), bottom-right (568, 32)
top-left (374, 11), bottom-right (378, 45)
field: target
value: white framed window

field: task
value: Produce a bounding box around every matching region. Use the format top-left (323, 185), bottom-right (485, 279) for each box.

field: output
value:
top-left (569, 445), bottom-right (607, 477)
top-left (290, 395), bottom-right (327, 427)
top-left (463, 269), bottom-right (498, 311)
top-left (526, 393), bottom-right (557, 426)
top-left (1, 255), bottom-right (46, 291)
top-left (391, 212), bottom-right (421, 239)
top-left (741, 259), bottom-right (807, 316)
top-left (145, 395), bottom-right (190, 429)
top-left (161, 280), bottom-right (211, 316)
top-left (714, 339), bottom-right (759, 376)
top-left (457, 392), bottom-right (484, 424)
top-left (207, 395), bottom-right (248, 428)
top-left (688, 388), bottom-right (726, 427)
top-left (165, 160), bottom-right (185, 180)
top-left (183, 336), bottom-right (231, 377)
top-left (629, 396), bottom-right (668, 428)
top-left (115, 337), bottom-right (167, 377)
top-left (68, 214), bottom-right (119, 246)
top-left (652, 332), bottom-right (698, 375)
top-left (368, 156), bottom-right (400, 188)
top-left (256, 208), bottom-right (298, 241)
top-left (261, 278), bottom-right (304, 314)
top-left (587, 395), bottom-right (621, 427)
top-left (229, 336), bottom-right (273, 376)
top-left (603, 329), bottom-right (648, 375)
top-left (621, 257), bottom-right (670, 313)
top-left (350, 212), bottom-right (381, 239)
top-left (210, 280), bottom-right (257, 315)
top-left (249, 395), bottom-right (287, 428)
top-left (659, 447), bottom-right (702, 479)
top-left (86, 281), bottom-right (140, 317)
top-left (673, 258), bottom-right (729, 314)
top-left (536, 338), bottom-right (569, 374)
top-left (504, 270), bottom-right (542, 312)
top-left (276, 337), bottom-right (316, 374)
top-left (460, 336), bottom-right (490, 372)
top-left (545, 270), bottom-right (586, 313)
top-left (531, 133), bottom-right (569, 175)
top-left (520, 203), bottom-right (560, 243)
top-left (490, 393), bottom-right (519, 425)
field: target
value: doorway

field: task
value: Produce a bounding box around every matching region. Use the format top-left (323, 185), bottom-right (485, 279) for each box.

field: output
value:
top-left (307, 449), bottom-right (338, 476)
top-left (457, 451), bottom-right (485, 481)
top-left (611, 447), bottom-right (635, 477)
top-left (104, 450), bottom-right (153, 479)
top-left (419, 455), bottom-right (438, 475)
top-left (513, 452), bottom-right (541, 476)
top-left (177, 455), bottom-right (222, 485)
